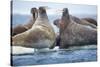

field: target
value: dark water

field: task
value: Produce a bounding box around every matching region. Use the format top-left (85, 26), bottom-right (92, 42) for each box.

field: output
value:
top-left (12, 45), bottom-right (97, 66)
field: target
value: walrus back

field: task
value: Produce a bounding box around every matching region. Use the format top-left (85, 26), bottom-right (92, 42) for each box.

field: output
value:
top-left (23, 25), bottom-right (55, 48)
top-left (12, 25), bottom-right (28, 36)
top-left (60, 21), bottom-right (97, 48)
top-left (82, 18), bottom-right (97, 26)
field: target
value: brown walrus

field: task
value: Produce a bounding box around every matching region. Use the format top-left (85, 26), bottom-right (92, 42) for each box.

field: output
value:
top-left (23, 7), bottom-right (38, 29)
top-left (12, 25), bottom-right (27, 36)
top-left (57, 8), bottom-right (97, 49)
top-left (54, 15), bottom-right (97, 29)
top-left (12, 7), bottom-right (38, 36)
top-left (82, 18), bottom-right (97, 26)
top-left (71, 16), bottom-right (97, 28)
top-left (12, 7), bottom-right (56, 49)
top-left (53, 16), bottom-right (97, 47)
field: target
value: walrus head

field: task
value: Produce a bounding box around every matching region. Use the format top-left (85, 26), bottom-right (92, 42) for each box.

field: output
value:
top-left (62, 8), bottom-right (69, 18)
top-left (31, 7), bottom-right (38, 20)
top-left (62, 8), bottom-right (70, 23)
top-left (60, 8), bottom-right (70, 31)
top-left (39, 7), bottom-right (46, 14)
top-left (37, 6), bottom-right (49, 20)
top-left (38, 7), bottom-right (47, 17)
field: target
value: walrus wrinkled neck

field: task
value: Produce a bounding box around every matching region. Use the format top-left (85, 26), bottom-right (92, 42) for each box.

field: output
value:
top-left (38, 12), bottom-right (48, 20)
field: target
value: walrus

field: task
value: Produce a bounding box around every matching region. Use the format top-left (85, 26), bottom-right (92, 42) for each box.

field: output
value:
top-left (71, 16), bottom-right (97, 28)
top-left (23, 7), bottom-right (38, 29)
top-left (12, 7), bottom-right (56, 49)
top-left (58, 8), bottom-right (97, 49)
top-left (53, 15), bottom-right (97, 29)
top-left (53, 16), bottom-right (97, 47)
top-left (82, 18), bottom-right (97, 26)
top-left (12, 7), bottom-right (38, 36)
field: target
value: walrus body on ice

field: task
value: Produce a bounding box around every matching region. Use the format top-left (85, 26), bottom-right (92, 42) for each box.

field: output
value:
top-left (58, 8), bottom-right (97, 48)
top-left (12, 7), bottom-right (56, 49)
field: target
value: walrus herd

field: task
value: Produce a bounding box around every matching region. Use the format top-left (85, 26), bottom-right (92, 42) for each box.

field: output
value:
top-left (12, 7), bottom-right (97, 49)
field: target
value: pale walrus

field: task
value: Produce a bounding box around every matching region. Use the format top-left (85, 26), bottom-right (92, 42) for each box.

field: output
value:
top-left (12, 7), bottom-right (38, 36)
top-left (12, 7), bottom-right (56, 49)
top-left (58, 8), bottom-right (97, 49)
